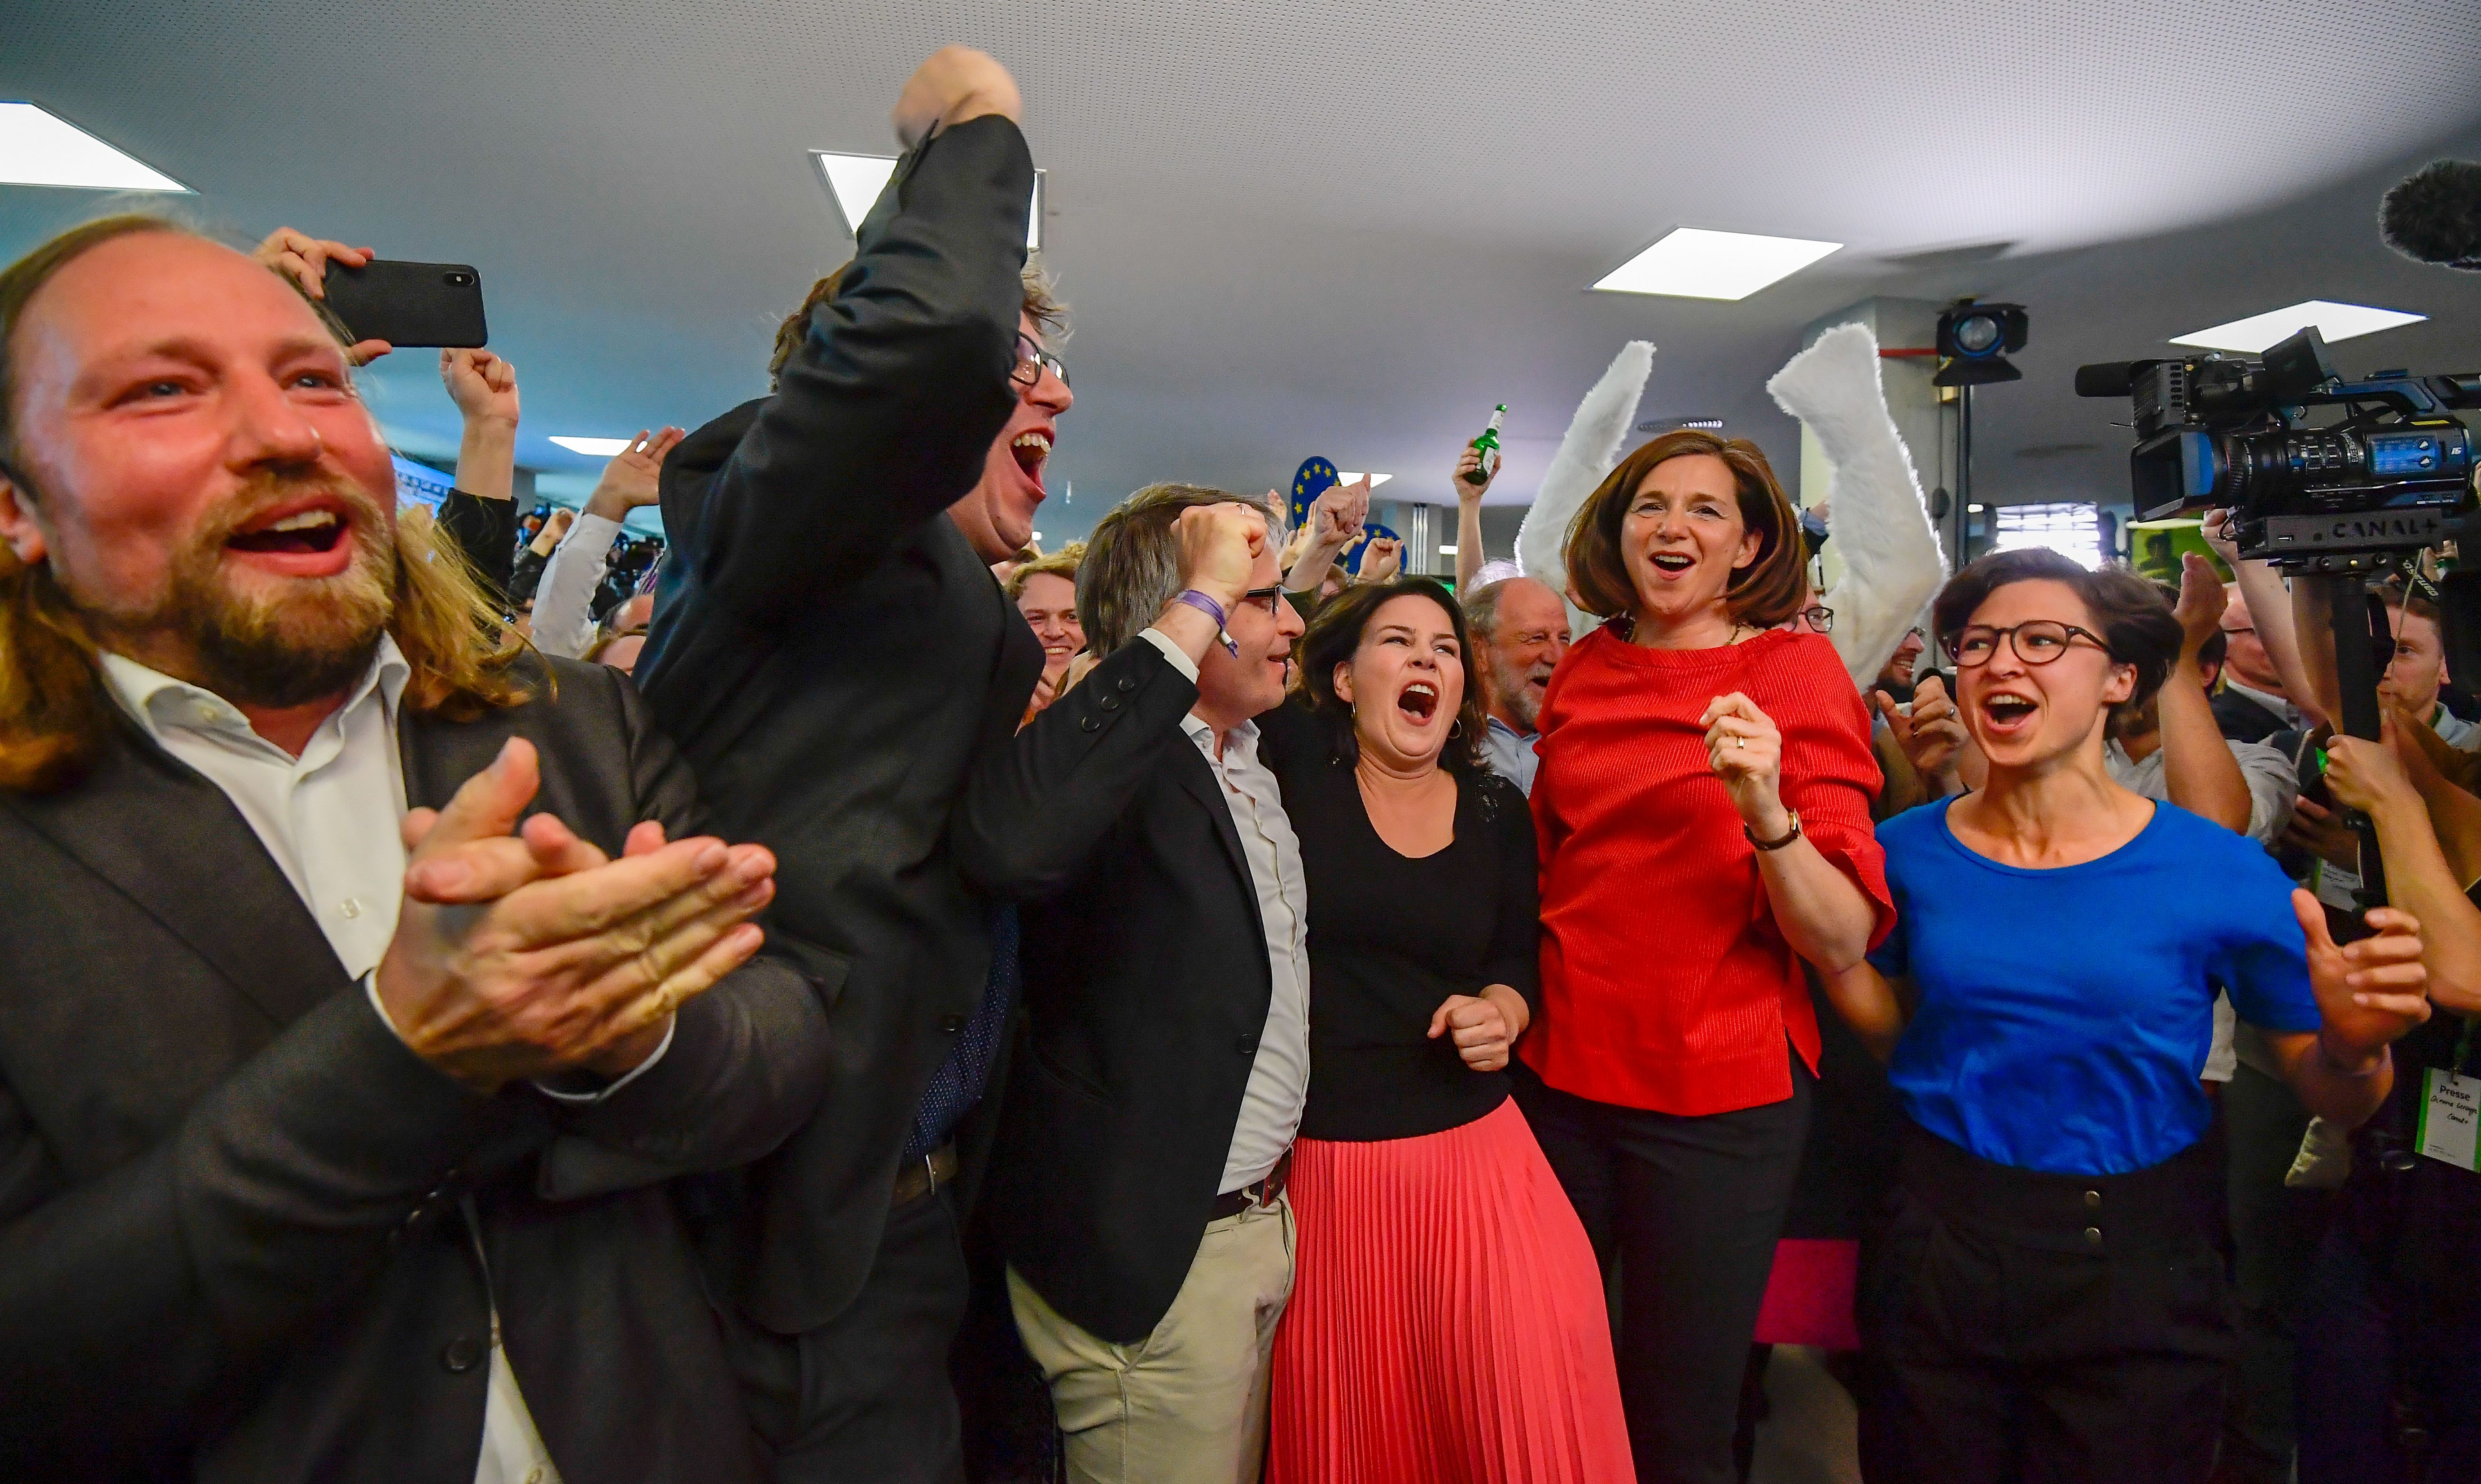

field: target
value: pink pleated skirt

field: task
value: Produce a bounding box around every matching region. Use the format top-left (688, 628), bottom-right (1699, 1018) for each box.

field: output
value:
top-left (1267, 1096), bottom-right (1636, 1484)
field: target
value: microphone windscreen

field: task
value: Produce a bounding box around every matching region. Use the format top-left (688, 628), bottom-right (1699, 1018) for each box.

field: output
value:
top-left (2074, 362), bottom-right (2137, 398)
top-left (2381, 160), bottom-right (2481, 270)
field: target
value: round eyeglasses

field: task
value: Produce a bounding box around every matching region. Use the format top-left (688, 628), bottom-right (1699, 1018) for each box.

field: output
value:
top-left (1945, 620), bottom-right (2107, 668)
top-left (1011, 332), bottom-right (1068, 390)
top-left (1797, 604), bottom-right (1834, 634)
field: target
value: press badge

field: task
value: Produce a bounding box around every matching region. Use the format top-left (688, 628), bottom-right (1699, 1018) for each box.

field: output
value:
top-left (2416, 1067), bottom-right (2481, 1171)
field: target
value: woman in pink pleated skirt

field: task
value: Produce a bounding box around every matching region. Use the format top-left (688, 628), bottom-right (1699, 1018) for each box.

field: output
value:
top-left (1256, 580), bottom-right (1632, 1483)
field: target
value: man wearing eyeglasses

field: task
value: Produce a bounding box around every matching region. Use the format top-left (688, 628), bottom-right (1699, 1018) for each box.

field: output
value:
top-left (953, 488), bottom-right (1311, 1484)
top-left (635, 47), bottom-right (1075, 1483)
top-left (2212, 583), bottom-right (2300, 744)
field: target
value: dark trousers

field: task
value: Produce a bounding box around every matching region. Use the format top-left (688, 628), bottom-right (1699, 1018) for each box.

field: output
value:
top-left (718, 1184), bottom-right (972, 1484)
top-left (2222, 1062), bottom-right (2336, 1482)
top-left (1514, 1053), bottom-right (1813, 1484)
top-left (2294, 1158), bottom-right (2481, 1484)
top-left (1860, 1122), bottom-right (2232, 1484)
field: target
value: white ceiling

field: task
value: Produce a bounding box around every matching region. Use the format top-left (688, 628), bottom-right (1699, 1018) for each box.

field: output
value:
top-left (6, 0), bottom-right (2481, 543)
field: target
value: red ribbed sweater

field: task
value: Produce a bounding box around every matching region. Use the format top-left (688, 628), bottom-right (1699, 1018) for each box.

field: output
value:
top-left (1523, 625), bottom-right (1893, 1116)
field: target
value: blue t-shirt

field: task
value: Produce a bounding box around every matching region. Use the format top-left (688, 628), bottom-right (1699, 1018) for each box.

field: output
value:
top-left (1871, 796), bottom-right (2322, 1175)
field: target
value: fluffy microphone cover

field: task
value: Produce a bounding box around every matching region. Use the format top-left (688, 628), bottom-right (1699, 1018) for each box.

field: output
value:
top-left (1768, 323), bottom-right (1947, 688)
top-left (2380, 159), bottom-right (2481, 270)
top-left (1517, 340), bottom-right (1654, 637)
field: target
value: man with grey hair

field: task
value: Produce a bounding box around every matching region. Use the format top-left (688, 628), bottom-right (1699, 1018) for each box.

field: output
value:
top-left (954, 484), bottom-right (1308, 1484)
top-left (1462, 574), bottom-right (1571, 794)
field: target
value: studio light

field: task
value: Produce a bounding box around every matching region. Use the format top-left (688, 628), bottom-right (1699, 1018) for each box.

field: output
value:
top-left (2170, 300), bottom-right (2427, 354)
top-left (812, 151), bottom-right (1046, 251)
top-left (1591, 228), bottom-right (1840, 301)
top-left (1934, 301), bottom-right (2029, 386)
top-left (0, 102), bottom-right (187, 191)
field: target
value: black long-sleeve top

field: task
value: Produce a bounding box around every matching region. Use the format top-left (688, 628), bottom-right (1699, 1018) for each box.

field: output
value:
top-left (1260, 705), bottom-right (1541, 1142)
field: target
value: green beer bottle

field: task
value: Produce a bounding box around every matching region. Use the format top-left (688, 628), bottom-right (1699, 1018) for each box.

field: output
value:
top-left (1464, 404), bottom-right (1507, 486)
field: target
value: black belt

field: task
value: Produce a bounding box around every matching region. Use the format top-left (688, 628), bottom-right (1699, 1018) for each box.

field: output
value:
top-left (1208, 1149), bottom-right (1291, 1222)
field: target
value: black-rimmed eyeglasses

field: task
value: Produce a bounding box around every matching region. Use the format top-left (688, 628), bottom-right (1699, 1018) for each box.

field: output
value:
top-left (1945, 620), bottom-right (2108, 668)
top-left (1012, 332), bottom-right (1068, 389)
top-left (1798, 604), bottom-right (1834, 633)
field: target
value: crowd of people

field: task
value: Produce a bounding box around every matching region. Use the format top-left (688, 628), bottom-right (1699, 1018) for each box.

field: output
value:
top-left (3, 40), bottom-right (2479, 1484)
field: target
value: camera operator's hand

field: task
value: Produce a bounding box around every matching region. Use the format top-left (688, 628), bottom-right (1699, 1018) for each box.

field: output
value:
top-left (1454, 445), bottom-right (1497, 504)
top-left (254, 227), bottom-right (392, 365)
top-left (2172, 550), bottom-right (2227, 664)
top-left (2295, 893), bottom-right (2430, 1065)
top-left (1877, 673), bottom-right (1966, 791)
top-left (376, 739), bottom-right (776, 1093)
top-left (2324, 716), bottom-right (2424, 823)
top-left (892, 47), bottom-right (1023, 151)
top-left (584, 427), bottom-right (685, 522)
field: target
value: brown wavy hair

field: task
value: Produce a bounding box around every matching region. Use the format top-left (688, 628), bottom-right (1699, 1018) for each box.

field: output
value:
top-left (1562, 429), bottom-right (1807, 629)
top-left (1295, 577), bottom-right (1489, 776)
top-left (0, 214), bottom-right (532, 794)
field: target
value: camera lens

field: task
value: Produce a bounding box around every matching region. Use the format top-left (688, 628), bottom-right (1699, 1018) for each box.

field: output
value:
top-left (446, 271), bottom-right (473, 286)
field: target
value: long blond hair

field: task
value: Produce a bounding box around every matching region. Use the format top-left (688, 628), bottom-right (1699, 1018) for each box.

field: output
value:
top-left (0, 214), bottom-right (534, 794)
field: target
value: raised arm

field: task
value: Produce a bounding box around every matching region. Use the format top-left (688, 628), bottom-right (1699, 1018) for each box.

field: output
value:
top-left (1454, 445), bottom-right (1496, 589)
top-left (2160, 553), bottom-right (2254, 834)
top-left (1703, 690), bottom-right (1888, 974)
top-left (665, 49), bottom-right (1032, 619)
top-left (2325, 720), bottom-right (2481, 1015)
top-left (533, 429), bottom-right (679, 659)
top-left (2204, 508), bottom-right (2328, 730)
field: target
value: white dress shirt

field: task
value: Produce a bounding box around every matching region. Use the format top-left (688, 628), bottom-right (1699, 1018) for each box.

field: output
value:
top-left (101, 639), bottom-right (565, 1484)
top-left (529, 511), bottom-right (624, 659)
top-left (1138, 630), bottom-right (1313, 1193)
top-left (1480, 715), bottom-right (1541, 796)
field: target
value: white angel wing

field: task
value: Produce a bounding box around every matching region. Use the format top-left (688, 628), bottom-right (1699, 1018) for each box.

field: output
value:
top-left (1766, 323), bottom-right (1946, 687)
top-left (1516, 340), bottom-right (1654, 633)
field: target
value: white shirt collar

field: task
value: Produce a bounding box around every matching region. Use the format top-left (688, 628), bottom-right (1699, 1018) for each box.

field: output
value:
top-left (1180, 711), bottom-right (1260, 762)
top-left (101, 633), bottom-right (412, 759)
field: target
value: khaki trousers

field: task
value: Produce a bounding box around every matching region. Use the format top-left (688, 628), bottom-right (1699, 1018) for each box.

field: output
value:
top-left (1008, 1195), bottom-right (1296, 1484)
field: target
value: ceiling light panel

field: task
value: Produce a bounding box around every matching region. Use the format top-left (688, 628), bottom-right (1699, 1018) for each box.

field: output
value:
top-left (0, 102), bottom-right (187, 191)
top-left (2170, 300), bottom-right (2427, 354)
top-left (1335, 471), bottom-right (1392, 488)
top-left (811, 151), bottom-right (1045, 251)
top-left (1592, 228), bottom-right (1840, 301)
top-left (549, 436), bottom-right (630, 456)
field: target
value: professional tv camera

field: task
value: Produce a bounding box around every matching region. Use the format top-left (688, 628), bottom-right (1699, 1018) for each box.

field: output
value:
top-left (2076, 326), bottom-right (2481, 568)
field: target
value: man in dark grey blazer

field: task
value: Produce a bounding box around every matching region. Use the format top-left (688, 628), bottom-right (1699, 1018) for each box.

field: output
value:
top-left (0, 214), bottom-right (827, 1480)
top-left (635, 46), bottom-right (1068, 1483)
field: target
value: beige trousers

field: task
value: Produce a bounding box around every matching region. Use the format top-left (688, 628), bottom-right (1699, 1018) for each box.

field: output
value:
top-left (1008, 1195), bottom-right (1297, 1484)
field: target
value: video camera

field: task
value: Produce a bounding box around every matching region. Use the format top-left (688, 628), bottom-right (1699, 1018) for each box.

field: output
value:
top-left (2075, 327), bottom-right (2481, 566)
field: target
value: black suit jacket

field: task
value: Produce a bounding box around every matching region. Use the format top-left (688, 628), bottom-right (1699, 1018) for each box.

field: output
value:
top-left (635, 114), bottom-right (1042, 1335)
top-left (0, 656), bottom-right (831, 1482)
top-left (2213, 683), bottom-right (2288, 744)
top-left (954, 640), bottom-right (1280, 1344)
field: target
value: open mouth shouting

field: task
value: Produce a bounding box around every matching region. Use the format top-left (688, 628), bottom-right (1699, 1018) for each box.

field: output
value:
top-left (1646, 550), bottom-right (1696, 577)
top-left (1979, 688), bottom-right (2040, 738)
top-left (1010, 428), bottom-right (1053, 493)
top-left (223, 497), bottom-right (357, 579)
top-left (1397, 679), bottom-right (1440, 724)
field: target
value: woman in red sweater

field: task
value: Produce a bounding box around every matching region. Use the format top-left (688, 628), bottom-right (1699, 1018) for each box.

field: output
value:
top-left (1514, 428), bottom-right (1893, 1484)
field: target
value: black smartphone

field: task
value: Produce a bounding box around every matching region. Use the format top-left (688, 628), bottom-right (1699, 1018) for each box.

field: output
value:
top-left (321, 259), bottom-right (488, 348)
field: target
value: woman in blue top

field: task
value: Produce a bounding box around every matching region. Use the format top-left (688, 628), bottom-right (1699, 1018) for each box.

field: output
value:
top-left (1819, 548), bottom-right (2432, 1484)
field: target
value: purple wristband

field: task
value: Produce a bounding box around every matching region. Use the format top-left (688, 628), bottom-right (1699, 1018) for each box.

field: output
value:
top-left (1175, 589), bottom-right (1241, 657)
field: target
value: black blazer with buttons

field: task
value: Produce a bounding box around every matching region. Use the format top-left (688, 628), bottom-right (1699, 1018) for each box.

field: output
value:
top-left (0, 654), bottom-right (831, 1483)
top-left (952, 638), bottom-right (1280, 1344)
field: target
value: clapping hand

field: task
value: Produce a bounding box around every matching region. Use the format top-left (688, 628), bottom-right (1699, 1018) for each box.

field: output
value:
top-left (1702, 691), bottom-right (1790, 837)
top-left (2294, 892), bottom-right (2430, 1070)
top-left (1427, 985), bottom-right (1530, 1072)
top-left (587, 427), bottom-right (686, 519)
top-left (376, 739), bottom-right (777, 1092)
top-left (1877, 673), bottom-right (1965, 785)
top-left (254, 227), bottom-right (391, 365)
